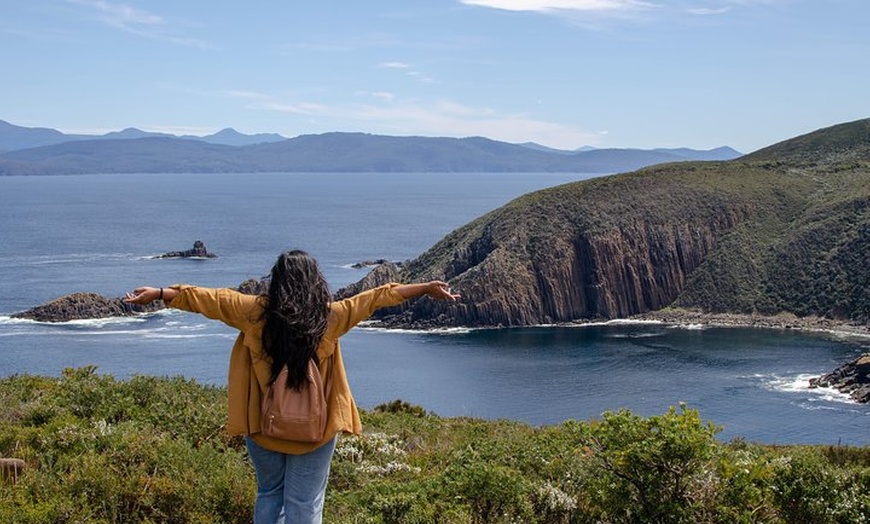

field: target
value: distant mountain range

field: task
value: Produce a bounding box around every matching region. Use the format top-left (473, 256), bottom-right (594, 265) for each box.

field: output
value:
top-left (0, 120), bottom-right (286, 151)
top-left (0, 119), bottom-right (743, 175)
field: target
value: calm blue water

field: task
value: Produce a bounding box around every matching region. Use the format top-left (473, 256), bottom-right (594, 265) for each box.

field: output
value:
top-left (0, 173), bottom-right (868, 445)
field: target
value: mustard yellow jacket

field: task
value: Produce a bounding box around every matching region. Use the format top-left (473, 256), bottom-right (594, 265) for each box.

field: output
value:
top-left (167, 282), bottom-right (406, 454)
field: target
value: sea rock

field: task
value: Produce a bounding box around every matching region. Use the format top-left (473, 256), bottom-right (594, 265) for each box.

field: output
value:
top-left (809, 354), bottom-right (870, 403)
top-left (237, 277), bottom-right (268, 296)
top-left (11, 292), bottom-right (162, 323)
top-left (154, 240), bottom-right (217, 259)
top-left (350, 259), bottom-right (391, 269)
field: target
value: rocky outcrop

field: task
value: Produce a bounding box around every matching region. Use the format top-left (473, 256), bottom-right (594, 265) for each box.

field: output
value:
top-left (809, 354), bottom-right (870, 403)
top-left (350, 259), bottom-right (405, 269)
top-left (11, 292), bottom-right (162, 322)
top-left (13, 276), bottom-right (276, 323)
top-left (154, 240), bottom-right (217, 259)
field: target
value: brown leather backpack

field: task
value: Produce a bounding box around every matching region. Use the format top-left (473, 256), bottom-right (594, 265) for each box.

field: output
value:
top-left (260, 357), bottom-right (333, 443)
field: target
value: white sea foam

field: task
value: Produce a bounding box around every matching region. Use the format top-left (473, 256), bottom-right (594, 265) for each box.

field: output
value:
top-left (0, 315), bottom-right (146, 328)
top-left (22, 253), bottom-right (137, 266)
top-left (356, 322), bottom-right (475, 335)
top-left (761, 373), bottom-right (859, 406)
top-left (8, 307), bottom-right (186, 325)
top-left (606, 331), bottom-right (665, 339)
top-left (141, 254), bottom-right (215, 260)
top-left (139, 332), bottom-right (236, 340)
top-left (572, 319), bottom-right (665, 328)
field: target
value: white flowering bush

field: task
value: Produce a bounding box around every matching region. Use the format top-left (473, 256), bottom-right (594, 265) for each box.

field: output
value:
top-left (334, 431), bottom-right (418, 478)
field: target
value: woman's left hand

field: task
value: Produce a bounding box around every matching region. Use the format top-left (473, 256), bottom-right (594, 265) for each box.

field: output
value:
top-left (426, 281), bottom-right (461, 301)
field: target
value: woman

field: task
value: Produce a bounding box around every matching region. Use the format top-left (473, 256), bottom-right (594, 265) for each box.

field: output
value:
top-left (124, 250), bottom-right (459, 523)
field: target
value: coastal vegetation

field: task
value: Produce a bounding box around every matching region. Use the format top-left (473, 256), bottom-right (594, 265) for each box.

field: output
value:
top-left (2, 368), bottom-right (868, 523)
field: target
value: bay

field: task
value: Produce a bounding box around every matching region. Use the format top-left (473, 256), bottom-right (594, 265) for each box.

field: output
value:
top-left (0, 172), bottom-right (867, 445)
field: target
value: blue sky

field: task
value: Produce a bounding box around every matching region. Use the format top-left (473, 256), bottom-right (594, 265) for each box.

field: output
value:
top-left (1, 0), bottom-right (867, 153)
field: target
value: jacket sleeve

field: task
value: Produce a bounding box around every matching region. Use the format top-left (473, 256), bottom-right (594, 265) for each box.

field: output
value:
top-left (166, 285), bottom-right (261, 331)
top-left (327, 283), bottom-right (406, 339)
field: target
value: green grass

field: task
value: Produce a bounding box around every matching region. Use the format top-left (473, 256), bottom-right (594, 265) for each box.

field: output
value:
top-left (1, 369), bottom-right (869, 523)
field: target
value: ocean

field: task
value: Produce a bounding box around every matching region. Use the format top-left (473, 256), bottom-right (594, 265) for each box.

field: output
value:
top-left (0, 172), bottom-right (867, 445)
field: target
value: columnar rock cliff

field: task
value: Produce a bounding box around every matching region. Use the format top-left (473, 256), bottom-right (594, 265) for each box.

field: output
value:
top-left (347, 119), bottom-right (870, 328)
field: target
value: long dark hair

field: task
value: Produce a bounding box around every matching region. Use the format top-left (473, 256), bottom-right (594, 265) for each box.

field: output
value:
top-left (261, 250), bottom-right (331, 390)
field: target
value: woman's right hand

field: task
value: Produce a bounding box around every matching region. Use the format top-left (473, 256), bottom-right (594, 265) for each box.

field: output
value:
top-left (124, 287), bottom-right (161, 305)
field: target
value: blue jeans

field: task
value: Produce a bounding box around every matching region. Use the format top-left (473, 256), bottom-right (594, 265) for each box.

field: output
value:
top-left (245, 436), bottom-right (337, 524)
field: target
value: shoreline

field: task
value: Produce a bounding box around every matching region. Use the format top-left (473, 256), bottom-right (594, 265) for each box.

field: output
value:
top-left (7, 305), bottom-right (870, 340)
top-left (630, 309), bottom-right (870, 339)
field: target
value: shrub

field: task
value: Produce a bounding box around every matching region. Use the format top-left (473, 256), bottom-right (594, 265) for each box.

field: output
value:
top-left (0, 368), bottom-right (254, 523)
top-left (771, 449), bottom-right (870, 524)
top-left (577, 404), bottom-right (721, 524)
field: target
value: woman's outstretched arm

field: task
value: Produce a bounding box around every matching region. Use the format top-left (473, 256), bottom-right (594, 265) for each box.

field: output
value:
top-left (124, 286), bottom-right (179, 305)
top-left (394, 281), bottom-right (460, 301)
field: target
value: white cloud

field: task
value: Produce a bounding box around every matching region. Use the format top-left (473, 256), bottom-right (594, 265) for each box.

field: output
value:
top-left (459, 0), bottom-right (657, 13)
top-left (67, 0), bottom-right (210, 48)
top-left (354, 91), bottom-right (397, 102)
top-left (379, 62), bottom-right (437, 84)
top-left (349, 99), bottom-right (601, 149)
top-left (217, 88), bottom-right (599, 149)
top-left (258, 101), bottom-right (329, 116)
top-left (223, 90), bottom-right (272, 100)
top-left (69, 0), bottom-right (162, 27)
top-left (379, 61), bottom-right (412, 69)
top-left (687, 7), bottom-right (731, 15)
top-left (406, 71), bottom-right (437, 84)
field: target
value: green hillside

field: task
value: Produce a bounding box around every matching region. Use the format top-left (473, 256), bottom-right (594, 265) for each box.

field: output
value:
top-left (362, 118), bottom-right (870, 327)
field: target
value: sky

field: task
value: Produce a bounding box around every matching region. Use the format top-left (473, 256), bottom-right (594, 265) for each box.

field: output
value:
top-left (1, 0), bottom-right (868, 154)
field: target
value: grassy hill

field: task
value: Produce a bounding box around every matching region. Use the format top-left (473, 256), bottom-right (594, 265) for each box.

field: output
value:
top-left (357, 118), bottom-right (870, 328)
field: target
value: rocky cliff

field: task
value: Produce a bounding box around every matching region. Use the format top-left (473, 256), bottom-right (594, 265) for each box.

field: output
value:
top-left (350, 118), bottom-right (870, 328)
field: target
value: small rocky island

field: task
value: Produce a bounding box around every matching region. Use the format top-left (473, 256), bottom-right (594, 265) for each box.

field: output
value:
top-left (11, 293), bottom-right (163, 323)
top-left (350, 259), bottom-right (392, 269)
top-left (12, 278), bottom-right (269, 323)
top-left (810, 354), bottom-right (870, 404)
top-left (153, 240), bottom-right (217, 259)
